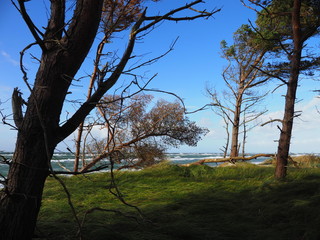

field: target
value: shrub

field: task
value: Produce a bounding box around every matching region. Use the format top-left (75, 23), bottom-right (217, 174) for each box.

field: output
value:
top-left (261, 155), bottom-right (320, 168)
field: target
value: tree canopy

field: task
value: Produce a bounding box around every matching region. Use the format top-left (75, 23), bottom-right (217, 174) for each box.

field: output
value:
top-left (80, 94), bottom-right (208, 171)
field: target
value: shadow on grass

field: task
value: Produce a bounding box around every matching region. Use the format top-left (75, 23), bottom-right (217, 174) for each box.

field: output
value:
top-left (36, 166), bottom-right (320, 240)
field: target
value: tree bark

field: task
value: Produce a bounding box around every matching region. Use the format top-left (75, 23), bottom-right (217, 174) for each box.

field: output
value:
top-left (0, 1), bottom-right (103, 239)
top-left (0, 1), bottom-right (218, 238)
top-left (183, 153), bottom-right (275, 166)
top-left (230, 109), bottom-right (240, 157)
top-left (230, 93), bottom-right (243, 157)
top-left (275, 0), bottom-right (302, 179)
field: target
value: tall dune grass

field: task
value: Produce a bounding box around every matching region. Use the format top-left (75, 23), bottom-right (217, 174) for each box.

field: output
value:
top-left (37, 162), bottom-right (320, 239)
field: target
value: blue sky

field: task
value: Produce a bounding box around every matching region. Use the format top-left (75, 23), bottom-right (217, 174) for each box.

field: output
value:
top-left (0, 0), bottom-right (319, 154)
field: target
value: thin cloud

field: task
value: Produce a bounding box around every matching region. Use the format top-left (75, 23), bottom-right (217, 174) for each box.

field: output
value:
top-left (247, 97), bottom-right (320, 153)
top-left (1, 50), bottom-right (19, 66)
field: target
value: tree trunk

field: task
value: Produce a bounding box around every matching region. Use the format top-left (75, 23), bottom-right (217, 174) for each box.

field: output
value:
top-left (230, 101), bottom-right (242, 157)
top-left (0, 130), bottom-right (54, 239)
top-left (230, 123), bottom-right (239, 157)
top-left (0, 0), bottom-right (216, 238)
top-left (242, 111), bottom-right (247, 158)
top-left (0, 1), bottom-right (103, 239)
top-left (74, 39), bottom-right (105, 172)
top-left (222, 119), bottom-right (230, 158)
top-left (275, 0), bottom-right (302, 179)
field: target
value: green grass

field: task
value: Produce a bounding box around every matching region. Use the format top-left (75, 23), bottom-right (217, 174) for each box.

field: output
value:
top-left (36, 162), bottom-right (320, 240)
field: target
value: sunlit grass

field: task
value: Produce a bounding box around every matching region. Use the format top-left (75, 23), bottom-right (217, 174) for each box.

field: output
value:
top-left (37, 162), bottom-right (320, 240)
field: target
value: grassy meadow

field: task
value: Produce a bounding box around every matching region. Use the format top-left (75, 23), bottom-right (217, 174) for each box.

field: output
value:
top-left (36, 159), bottom-right (320, 240)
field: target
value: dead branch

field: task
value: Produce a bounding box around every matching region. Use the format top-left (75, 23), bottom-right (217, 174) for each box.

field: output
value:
top-left (261, 118), bottom-right (283, 127)
top-left (52, 164), bottom-right (109, 175)
top-left (252, 65), bottom-right (288, 85)
top-left (14, 0), bottom-right (46, 50)
top-left (79, 207), bottom-right (142, 232)
top-left (108, 158), bottom-right (148, 221)
top-left (288, 156), bottom-right (299, 168)
top-left (141, 1), bottom-right (220, 30)
top-left (182, 153), bottom-right (275, 166)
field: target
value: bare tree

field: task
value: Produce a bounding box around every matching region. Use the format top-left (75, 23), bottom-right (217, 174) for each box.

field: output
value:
top-left (77, 94), bottom-right (208, 172)
top-left (216, 107), bottom-right (231, 158)
top-left (0, 1), bottom-right (219, 239)
top-left (207, 24), bottom-right (270, 158)
top-left (73, 0), bottom-right (155, 172)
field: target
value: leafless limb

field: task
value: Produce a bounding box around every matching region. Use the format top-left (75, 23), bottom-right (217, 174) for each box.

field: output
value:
top-left (0, 155), bottom-right (10, 166)
top-left (12, 1), bottom-right (46, 50)
top-left (59, 1), bottom-right (219, 142)
top-left (240, 0), bottom-right (269, 15)
top-left (0, 111), bottom-right (18, 130)
top-left (79, 207), bottom-right (142, 233)
top-left (252, 64), bottom-right (288, 85)
top-left (261, 118), bottom-right (283, 127)
top-left (142, 1), bottom-right (220, 29)
top-left (124, 37), bottom-right (179, 73)
top-left (186, 104), bottom-right (213, 114)
top-left (0, 155), bottom-right (10, 186)
top-left (221, 115), bottom-right (230, 158)
top-left (52, 164), bottom-right (109, 175)
top-left (272, 83), bottom-right (286, 93)
top-left (183, 153), bottom-right (276, 166)
top-left (108, 158), bottom-right (148, 221)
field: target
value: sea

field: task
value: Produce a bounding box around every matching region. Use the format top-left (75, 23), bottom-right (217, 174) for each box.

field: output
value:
top-left (1, 152), bottom-right (318, 189)
top-left (0, 152), bottom-right (275, 179)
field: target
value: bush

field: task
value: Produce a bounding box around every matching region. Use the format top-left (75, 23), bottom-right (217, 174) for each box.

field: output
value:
top-left (292, 155), bottom-right (320, 168)
top-left (261, 155), bottom-right (320, 168)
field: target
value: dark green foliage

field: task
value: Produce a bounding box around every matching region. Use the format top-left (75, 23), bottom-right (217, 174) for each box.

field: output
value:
top-left (37, 164), bottom-right (320, 239)
top-left (253, 0), bottom-right (320, 79)
top-left (256, 0), bottom-right (320, 47)
top-left (220, 24), bottom-right (269, 59)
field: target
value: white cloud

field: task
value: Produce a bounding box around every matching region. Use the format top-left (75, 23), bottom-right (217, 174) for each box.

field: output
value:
top-left (189, 97), bottom-right (320, 154)
top-left (246, 97), bottom-right (320, 153)
top-left (1, 50), bottom-right (19, 66)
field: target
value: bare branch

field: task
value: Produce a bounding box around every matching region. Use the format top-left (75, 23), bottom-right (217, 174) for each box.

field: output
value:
top-left (183, 153), bottom-right (276, 166)
top-left (251, 65), bottom-right (288, 85)
top-left (58, 2), bottom-right (219, 141)
top-left (58, 10), bottom-right (146, 141)
top-left (261, 118), bottom-right (283, 127)
top-left (140, 1), bottom-right (220, 33)
top-left (16, 0), bottom-right (46, 50)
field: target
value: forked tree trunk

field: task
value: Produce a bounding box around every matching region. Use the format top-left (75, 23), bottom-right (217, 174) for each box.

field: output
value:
top-left (0, 1), bottom-right (103, 239)
top-left (275, 0), bottom-right (302, 179)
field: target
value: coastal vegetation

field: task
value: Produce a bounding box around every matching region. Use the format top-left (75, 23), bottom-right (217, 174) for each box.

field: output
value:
top-left (261, 154), bottom-right (320, 168)
top-left (36, 162), bottom-right (320, 239)
top-left (0, 2), bottom-right (219, 238)
top-left (0, 0), bottom-right (319, 239)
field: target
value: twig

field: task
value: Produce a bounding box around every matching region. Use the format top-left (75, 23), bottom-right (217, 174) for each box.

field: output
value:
top-left (108, 158), bottom-right (149, 222)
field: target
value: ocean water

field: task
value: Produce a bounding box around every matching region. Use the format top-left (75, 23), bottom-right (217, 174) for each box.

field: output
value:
top-left (0, 152), bottom-right (272, 179)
